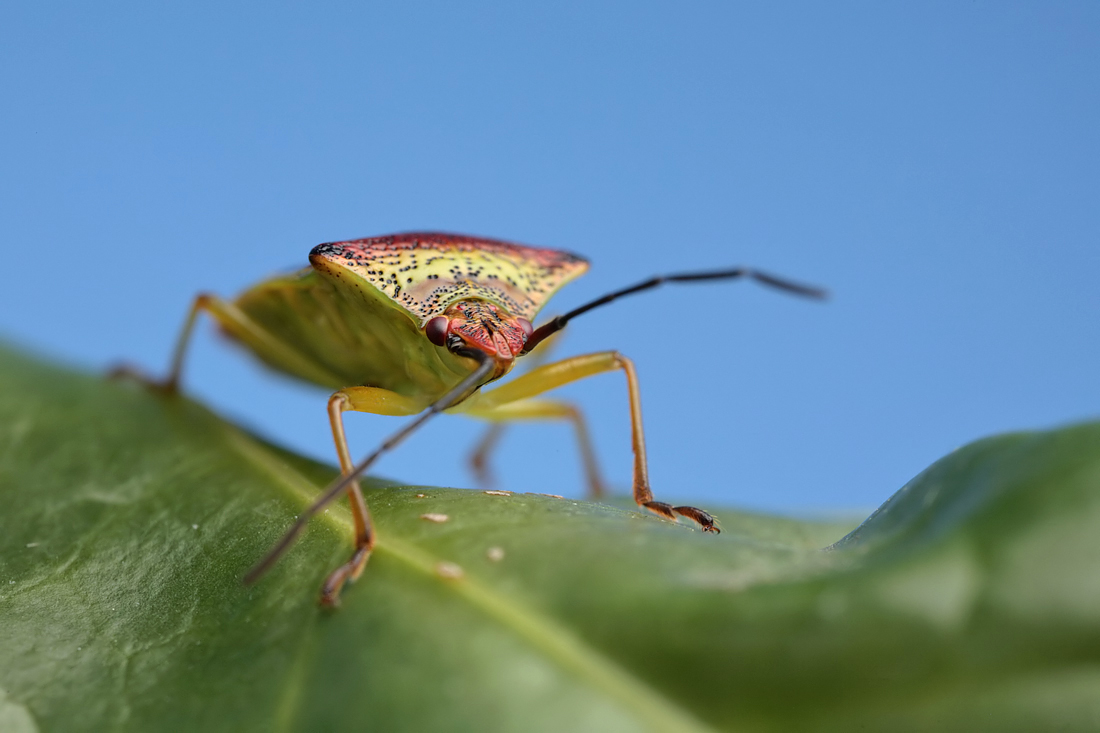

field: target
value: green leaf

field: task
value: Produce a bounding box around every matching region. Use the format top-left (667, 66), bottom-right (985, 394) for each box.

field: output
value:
top-left (1, 344), bottom-right (1098, 732)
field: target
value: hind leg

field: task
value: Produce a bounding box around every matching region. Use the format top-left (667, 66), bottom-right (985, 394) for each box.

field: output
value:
top-left (466, 399), bottom-right (608, 499)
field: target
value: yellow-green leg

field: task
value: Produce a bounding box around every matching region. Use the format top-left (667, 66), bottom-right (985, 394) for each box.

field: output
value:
top-left (106, 294), bottom-right (217, 392)
top-left (113, 292), bottom-right (345, 392)
top-left (161, 293), bottom-right (214, 391)
top-left (467, 332), bottom-right (602, 493)
top-left (459, 352), bottom-right (719, 532)
top-left (119, 292), bottom-right (414, 603)
top-left (468, 424), bottom-right (506, 488)
top-left (321, 386), bottom-right (427, 606)
top-left (465, 398), bottom-right (608, 499)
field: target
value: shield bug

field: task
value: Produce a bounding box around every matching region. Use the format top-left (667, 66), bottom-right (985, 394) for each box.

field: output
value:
top-left (148, 232), bottom-right (825, 606)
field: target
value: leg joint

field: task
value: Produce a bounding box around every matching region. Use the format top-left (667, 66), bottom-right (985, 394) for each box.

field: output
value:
top-left (328, 391), bottom-right (350, 413)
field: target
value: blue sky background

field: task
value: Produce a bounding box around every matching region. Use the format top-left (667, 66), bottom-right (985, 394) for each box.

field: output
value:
top-left (2, 2), bottom-right (1097, 515)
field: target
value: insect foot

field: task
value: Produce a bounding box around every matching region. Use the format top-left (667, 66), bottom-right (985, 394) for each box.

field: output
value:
top-left (643, 501), bottom-right (720, 533)
top-left (106, 364), bottom-right (180, 395)
top-left (319, 544), bottom-right (372, 608)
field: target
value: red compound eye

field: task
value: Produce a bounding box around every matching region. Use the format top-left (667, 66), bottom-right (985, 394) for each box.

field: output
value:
top-left (516, 318), bottom-right (533, 340)
top-left (424, 316), bottom-right (449, 347)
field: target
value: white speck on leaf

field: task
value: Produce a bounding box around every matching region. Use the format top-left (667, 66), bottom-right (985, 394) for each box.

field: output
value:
top-left (483, 490), bottom-right (511, 496)
top-left (420, 513), bottom-right (449, 523)
top-left (435, 561), bottom-right (464, 579)
top-left (486, 547), bottom-right (505, 562)
top-left (25, 543), bottom-right (38, 548)
top-left (191, 524), bottom-right (198, 530)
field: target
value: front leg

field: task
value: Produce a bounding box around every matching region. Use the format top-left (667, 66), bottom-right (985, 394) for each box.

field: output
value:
top-left (462, 352), bottom-right (719, 533)
top-left (321, 386), bottom-right (427, 606)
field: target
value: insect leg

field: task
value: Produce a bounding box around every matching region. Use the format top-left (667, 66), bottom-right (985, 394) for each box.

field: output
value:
top-left (466, 330), bottom-right (567, 489)
top-left (468, 424), bottom-right (506, 488)
top-left (244, 351), bottom-right (494, 603)
top-left (176, 292), bottom-right (347, 385)
top-left (113, 293), bottom-right (345, 391)
top-left (462, 399), bottom-right (608, 499)
top-left (321, 386), bottom-right (427, 606)
top-left (108, 293), bottom-right (219, 390)
top-left (162, 294), bottom-right (213, 390)
top-left (463, 352), bottom-right (718, 532)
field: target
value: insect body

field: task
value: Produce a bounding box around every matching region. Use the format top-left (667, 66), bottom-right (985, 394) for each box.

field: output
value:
top-left (158, 232), bottom-right (825, 606)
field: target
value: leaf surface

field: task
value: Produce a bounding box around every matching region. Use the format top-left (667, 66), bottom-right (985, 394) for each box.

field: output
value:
top-left (1, 345), bottom-right (1098, 731)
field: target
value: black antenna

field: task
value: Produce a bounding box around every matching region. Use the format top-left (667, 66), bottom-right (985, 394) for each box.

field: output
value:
top-left (522, 267), bottom-right (827, 354)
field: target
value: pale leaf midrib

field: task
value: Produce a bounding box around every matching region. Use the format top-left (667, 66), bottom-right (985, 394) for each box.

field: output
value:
top-left (223, 425), bottom-right (716, 733)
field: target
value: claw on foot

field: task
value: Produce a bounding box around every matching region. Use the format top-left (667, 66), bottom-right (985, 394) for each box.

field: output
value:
top-left (673, 505), bottom-right (720, 534)
top-left (319, 545), bottom-right (372, 608)
top-left (642, 501), bottom-right (719, 533)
